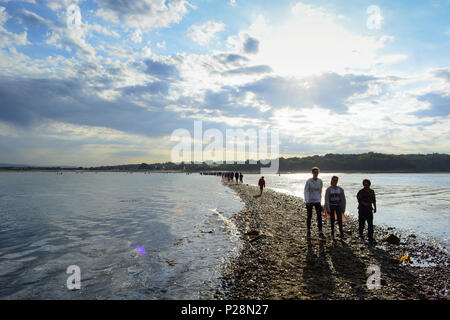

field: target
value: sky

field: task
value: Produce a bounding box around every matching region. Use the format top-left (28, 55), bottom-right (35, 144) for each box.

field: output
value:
top-left (0, 0), bottom-right (449, 166)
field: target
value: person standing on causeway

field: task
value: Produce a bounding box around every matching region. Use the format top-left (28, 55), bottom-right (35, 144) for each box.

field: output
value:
top-left (304, 167), bottom-right (325, 239)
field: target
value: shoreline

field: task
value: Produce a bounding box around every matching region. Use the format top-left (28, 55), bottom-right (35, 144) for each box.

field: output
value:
top-left (220, 181), bottom-right (449, 300)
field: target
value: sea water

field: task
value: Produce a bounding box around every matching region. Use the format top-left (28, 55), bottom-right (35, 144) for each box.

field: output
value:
top-left (0, 172), bottom-right (243, 299)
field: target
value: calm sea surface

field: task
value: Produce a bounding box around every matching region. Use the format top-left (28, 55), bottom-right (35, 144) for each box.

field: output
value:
top-left (0, 172), bottom-right (243, 299)
top-left (243, 173), bottom-right (450, 250)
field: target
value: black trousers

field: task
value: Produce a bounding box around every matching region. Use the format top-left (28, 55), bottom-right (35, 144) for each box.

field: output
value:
top-left (329, 205), bottom-right (343, 236)
top-left (358, 210), bottom-right (374, 240)
top-left (306, 202), bottom-right (322, 231)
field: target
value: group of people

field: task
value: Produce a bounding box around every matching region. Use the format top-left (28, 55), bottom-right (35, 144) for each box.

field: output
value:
top-left (222, 171), bottom-right (244, 184)
top-left (254, 167), bottom-right (377, 243)
top-left (303, 166), bottom-right (377, 243)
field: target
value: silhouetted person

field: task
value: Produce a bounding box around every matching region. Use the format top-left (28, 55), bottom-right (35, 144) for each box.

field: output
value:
top-left (357, 179), bottom-right (377, 244)
top-left (235, 171), bottom-right (239, 184)
top-left (258, 176), bottom-right (265, 196)
top-left (304, 167), bottom-right (324, 239)
top-left (239, 172), bottom-right (243, 184)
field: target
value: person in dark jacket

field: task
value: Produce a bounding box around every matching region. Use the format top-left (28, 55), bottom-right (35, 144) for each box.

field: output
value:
top-left (258, 176), bottom-right (265, 196)
top-left (357, 179), bottom-right (377, 244)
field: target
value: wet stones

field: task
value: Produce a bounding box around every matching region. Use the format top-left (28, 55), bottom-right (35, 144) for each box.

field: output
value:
top-left (383, 234), bottom-right (401, 245)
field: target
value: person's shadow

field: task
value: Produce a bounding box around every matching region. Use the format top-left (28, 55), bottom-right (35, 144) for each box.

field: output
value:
top-left (302, 239), bottom-right (335, 299)
top-left (329, 241), bottom-right (368, 299)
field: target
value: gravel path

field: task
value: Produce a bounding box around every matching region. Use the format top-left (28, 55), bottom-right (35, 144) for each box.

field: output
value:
top-left (220, 181), bottom-right (449, 300)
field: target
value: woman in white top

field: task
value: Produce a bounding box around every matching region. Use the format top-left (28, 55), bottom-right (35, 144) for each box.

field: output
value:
top-left (324, 176), bottom-right (346, 240)
top-left (304, 167), bottom-right (324, 239)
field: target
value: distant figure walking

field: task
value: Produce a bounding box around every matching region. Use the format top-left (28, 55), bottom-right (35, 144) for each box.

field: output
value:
top-left (304, 167), bottom-right (324, 239)
top-left (357, 179), bottom-right (377, 244)
top-left (235, 171), bottom-right (239, 184)
top-left (324, 176), bottom-right (346, 240)
top-left (230, 171), bottom-right (234, 182)
top-left (258, 176), bottom-right (265, 196)
top-left (239, 172), bottom-right (243, 184)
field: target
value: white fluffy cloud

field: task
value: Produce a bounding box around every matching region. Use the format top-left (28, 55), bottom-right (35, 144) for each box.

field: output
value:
top-left (187, 20), bottom-right (225, 45)
top-left (94, 0), bottom-right (191, 31)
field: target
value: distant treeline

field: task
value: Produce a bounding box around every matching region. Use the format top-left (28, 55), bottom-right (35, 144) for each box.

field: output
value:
top-left (277, 153), bottom-right (450, 172)
top-left (3, 152), bottom-right (449, 172)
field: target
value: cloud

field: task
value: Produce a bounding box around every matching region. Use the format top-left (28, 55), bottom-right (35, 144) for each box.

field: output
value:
top-left (46, 25), bottom-right (97, 57)
top-left (88, 23), bottom-right (120, 38)
top-left (94, 0), bottom-right (191, 31)
top-left (45, 0), bottom-right (80, 11)
top-left (2, 0), bottom-right (36, 3)
top-left (0, 76), bottom-right (193, 137)
top-left (413, 92), bottom-right (450, 118)
top-left (187, 20), bottom-right (225, 45)
top-left (214, 53), bottom-right (249, 65)
top-left (0, 7), bottom-right (30, 48)
top-left (243, 35), bottom-right (259, 54)
top-left (225, 65), bottom-right (272, 75)
top-left (156, 40), bottom-right (166, 49)
top-left (0, 0), bottom-right (448, 166)
top-left (143, 57), bottom-right (180, 80)
top-left (121, 81), bottom-right (170, 96)
top-left (16, 9), bottom-right (53, 27)
top-left (433, 69), bottom-right (450, 82)
top-left (239, 72), bottom-right (379, 113)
